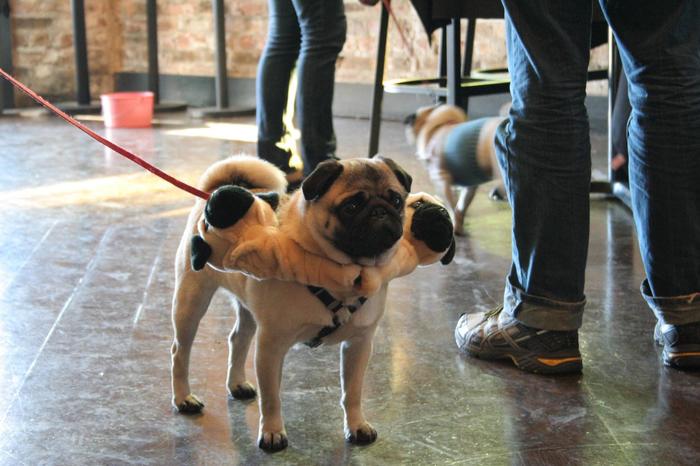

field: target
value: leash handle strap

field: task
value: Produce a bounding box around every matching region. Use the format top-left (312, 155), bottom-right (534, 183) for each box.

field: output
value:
top-left (0, 67), bottom-right (210, 200)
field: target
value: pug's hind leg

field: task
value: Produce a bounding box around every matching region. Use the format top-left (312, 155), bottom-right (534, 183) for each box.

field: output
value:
top-left (255, 330), bottom-right (294, 452)
top-left (171, 273), bottom-right (217, 414)
top-left (340, 328), bottom-right (378, 445)
top-left (489, 182), bottom-right (507, 202)
top-left (454, 186), bottom-right (478, 236)
top-left (434, 169), bottom-right (457, 212)
top-left (227, 303), bottom-right (257, 400)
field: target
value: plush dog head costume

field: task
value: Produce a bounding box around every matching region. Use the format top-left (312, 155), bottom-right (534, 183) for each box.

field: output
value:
top-left (189, 157), bottom-right (455, 294)
top-left (193, 156), bottom-right (413, 267)
top-left (404, 192), bottom-right (456, 266)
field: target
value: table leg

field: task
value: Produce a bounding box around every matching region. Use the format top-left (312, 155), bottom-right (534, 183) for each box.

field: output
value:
top-left (368, 4), bottom-right (389, 157)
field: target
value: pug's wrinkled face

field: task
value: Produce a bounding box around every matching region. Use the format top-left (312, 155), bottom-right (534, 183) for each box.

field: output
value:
top-left (302, 157), bottom-right (413, 266)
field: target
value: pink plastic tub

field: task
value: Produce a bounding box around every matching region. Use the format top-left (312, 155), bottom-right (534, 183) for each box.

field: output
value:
top-left (100, 91), bottom-right (154, 128)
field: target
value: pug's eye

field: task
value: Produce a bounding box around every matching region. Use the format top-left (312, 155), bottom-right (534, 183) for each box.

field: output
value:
top-left (338, 192), bottom-right (367, 217)
top-left (342, 201), bottom-right (360, 216)
top-left (389, 192), bottom-right (403, 209)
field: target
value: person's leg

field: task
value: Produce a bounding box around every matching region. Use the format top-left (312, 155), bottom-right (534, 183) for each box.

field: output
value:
top-left (256, 0), bottom-right (300, 172)
top-left (601, 1), bottom-right (700, 368)
top-left (291, 0), bottom-right (346, 175)
top-left (610, 71), bottom-right (630, 182)
top-left (455, 0), bottom-right (592, 374)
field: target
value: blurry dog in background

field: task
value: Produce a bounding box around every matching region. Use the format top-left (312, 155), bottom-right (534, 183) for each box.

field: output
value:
top-left (405, 104), bottom-right (506, 235)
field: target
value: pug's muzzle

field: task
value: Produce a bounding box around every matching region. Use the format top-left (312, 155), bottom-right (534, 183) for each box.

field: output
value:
top-left (333, 197), bottom-right (404, 259)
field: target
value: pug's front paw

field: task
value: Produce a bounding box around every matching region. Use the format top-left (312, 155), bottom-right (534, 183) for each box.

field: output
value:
top-left (175, 394), bottom-right (204, 414)
top-left (258, 430), bottom-right (288, 452)
top-left (410, 201), bottom-right (453, 252)
top-left (345, 421), bottom-right (378, 445)
top-left (228, 381), bottom-right (257, 400)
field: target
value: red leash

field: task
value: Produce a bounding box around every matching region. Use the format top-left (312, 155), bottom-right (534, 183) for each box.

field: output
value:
top-left (0, 68), bottom-right (210, 200)
top-left (381, 0), bottom-right (416, 58)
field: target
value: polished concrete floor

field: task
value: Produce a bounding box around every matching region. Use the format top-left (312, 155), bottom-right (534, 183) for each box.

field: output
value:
top-left (0, 104), bottom-right (699, 465)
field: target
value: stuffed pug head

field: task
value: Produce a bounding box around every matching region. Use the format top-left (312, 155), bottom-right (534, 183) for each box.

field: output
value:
top-left (404, 192), bottom-right (456, 266)
top-left (190, 185), bottom-right (279, 272)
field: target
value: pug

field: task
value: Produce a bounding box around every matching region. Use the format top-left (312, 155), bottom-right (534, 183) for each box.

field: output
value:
top-left (171, 155), bottom-right (454, 452)
top-left (405, 104), bottom-right (507, 235)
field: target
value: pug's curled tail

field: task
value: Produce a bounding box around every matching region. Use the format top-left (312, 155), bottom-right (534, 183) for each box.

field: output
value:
top-left (197, 154), bottom-right (288, 195)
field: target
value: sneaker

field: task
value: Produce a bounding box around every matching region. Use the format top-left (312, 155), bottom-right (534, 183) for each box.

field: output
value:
top-left (654, 321), bottom-right (700, 370)
top-left (455, 306), bottom-right (582, 375)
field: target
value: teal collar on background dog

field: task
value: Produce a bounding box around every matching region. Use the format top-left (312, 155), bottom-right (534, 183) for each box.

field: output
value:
top-left (304, 286), bottom-right (367, 348)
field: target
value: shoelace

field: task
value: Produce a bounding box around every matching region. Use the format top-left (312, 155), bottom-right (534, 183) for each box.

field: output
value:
top-left (484, 305), bottom-right (504, 320)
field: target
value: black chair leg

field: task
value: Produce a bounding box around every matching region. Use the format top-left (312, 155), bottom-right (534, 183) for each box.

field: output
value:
top-left (56, 0), bottom-right (101, 114)
top-left (446, 18), bottom-right (461, 106)
top-left (1, 0), bottom-right (14, 111)
top-left (368, 4), bottom-right (389, 158)
top-left (189, 0), bottom-right (254, 118)
top-left (462, 18), bottom-right (475, 77)
top-left (71, 0), bottom-right (91, 106)
top-left (146, 0), bottom-right (187, 112)
top-left (438, 27), bottom-right (447, 77)
top-left (461, 18), bottom-right (476, 113)
top-left (147, 0), bottom-right (160, 105)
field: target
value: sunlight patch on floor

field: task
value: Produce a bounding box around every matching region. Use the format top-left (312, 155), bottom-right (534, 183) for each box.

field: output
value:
top-left (164, 122), bottom-right (259, 143)
top-left (0, 172), bottom-right (194, 209)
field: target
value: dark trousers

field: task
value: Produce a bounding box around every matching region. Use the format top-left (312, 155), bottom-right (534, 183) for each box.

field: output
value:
top-left (256, 0), bottom-right (346, 175)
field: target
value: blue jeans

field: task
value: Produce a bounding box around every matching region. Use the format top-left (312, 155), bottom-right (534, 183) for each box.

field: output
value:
top-left (497, 0), bottom-right (700, 330)
top-left (256, 0), bottom-right (346, 175)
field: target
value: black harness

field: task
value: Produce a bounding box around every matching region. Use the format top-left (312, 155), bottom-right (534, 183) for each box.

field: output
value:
top-left (304, 285), bottom-right (368, 348)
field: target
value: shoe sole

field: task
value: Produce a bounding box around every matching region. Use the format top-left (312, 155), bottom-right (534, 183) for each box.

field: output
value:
top-left (467, 347), bottom-right (582, 375)
top-left (654, 331), bottom-right (700, 370)
top-left (662, 346), bottom-right (700, 370)
top-left (664, 353), bottom-right (700, 370)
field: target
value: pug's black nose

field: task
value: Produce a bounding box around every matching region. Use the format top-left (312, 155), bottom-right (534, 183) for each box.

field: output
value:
top-left (371, 206), bottom-right (387, 218)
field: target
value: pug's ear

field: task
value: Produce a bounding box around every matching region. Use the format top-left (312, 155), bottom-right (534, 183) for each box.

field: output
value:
top-left (205, 185), bottom-right (255, 228)
top-left (255, 191), bottom-right (279, 211)
top-left (377, 156), bottom-right (412, 193)
top-left (190, 235), bottom-right (212, 271)
top-left (403, 112), bottom-right (417, 127)
top-left (440, 237), bottom-right (456, 265)
top-left (302, 159), bottom-right (344, 201)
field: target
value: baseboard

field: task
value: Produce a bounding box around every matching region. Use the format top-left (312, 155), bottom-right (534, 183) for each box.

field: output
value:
top-left (115, 72), bottom-right (606, 124)
top-left (114, 72), bottom-right (256, 110)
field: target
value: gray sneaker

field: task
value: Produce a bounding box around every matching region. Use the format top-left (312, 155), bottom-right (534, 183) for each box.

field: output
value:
top-left (654, 321), bottom-right (700, 370)
top-left (455, 306), bottom-right (582, 375)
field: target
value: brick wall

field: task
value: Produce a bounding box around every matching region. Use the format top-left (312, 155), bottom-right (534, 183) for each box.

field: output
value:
top-left (6, 1), bottom-right (605, 105)
top-left (114, 0), bottom-right (508, 82)
top-left (10, 0), bottom-right (121, 102)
